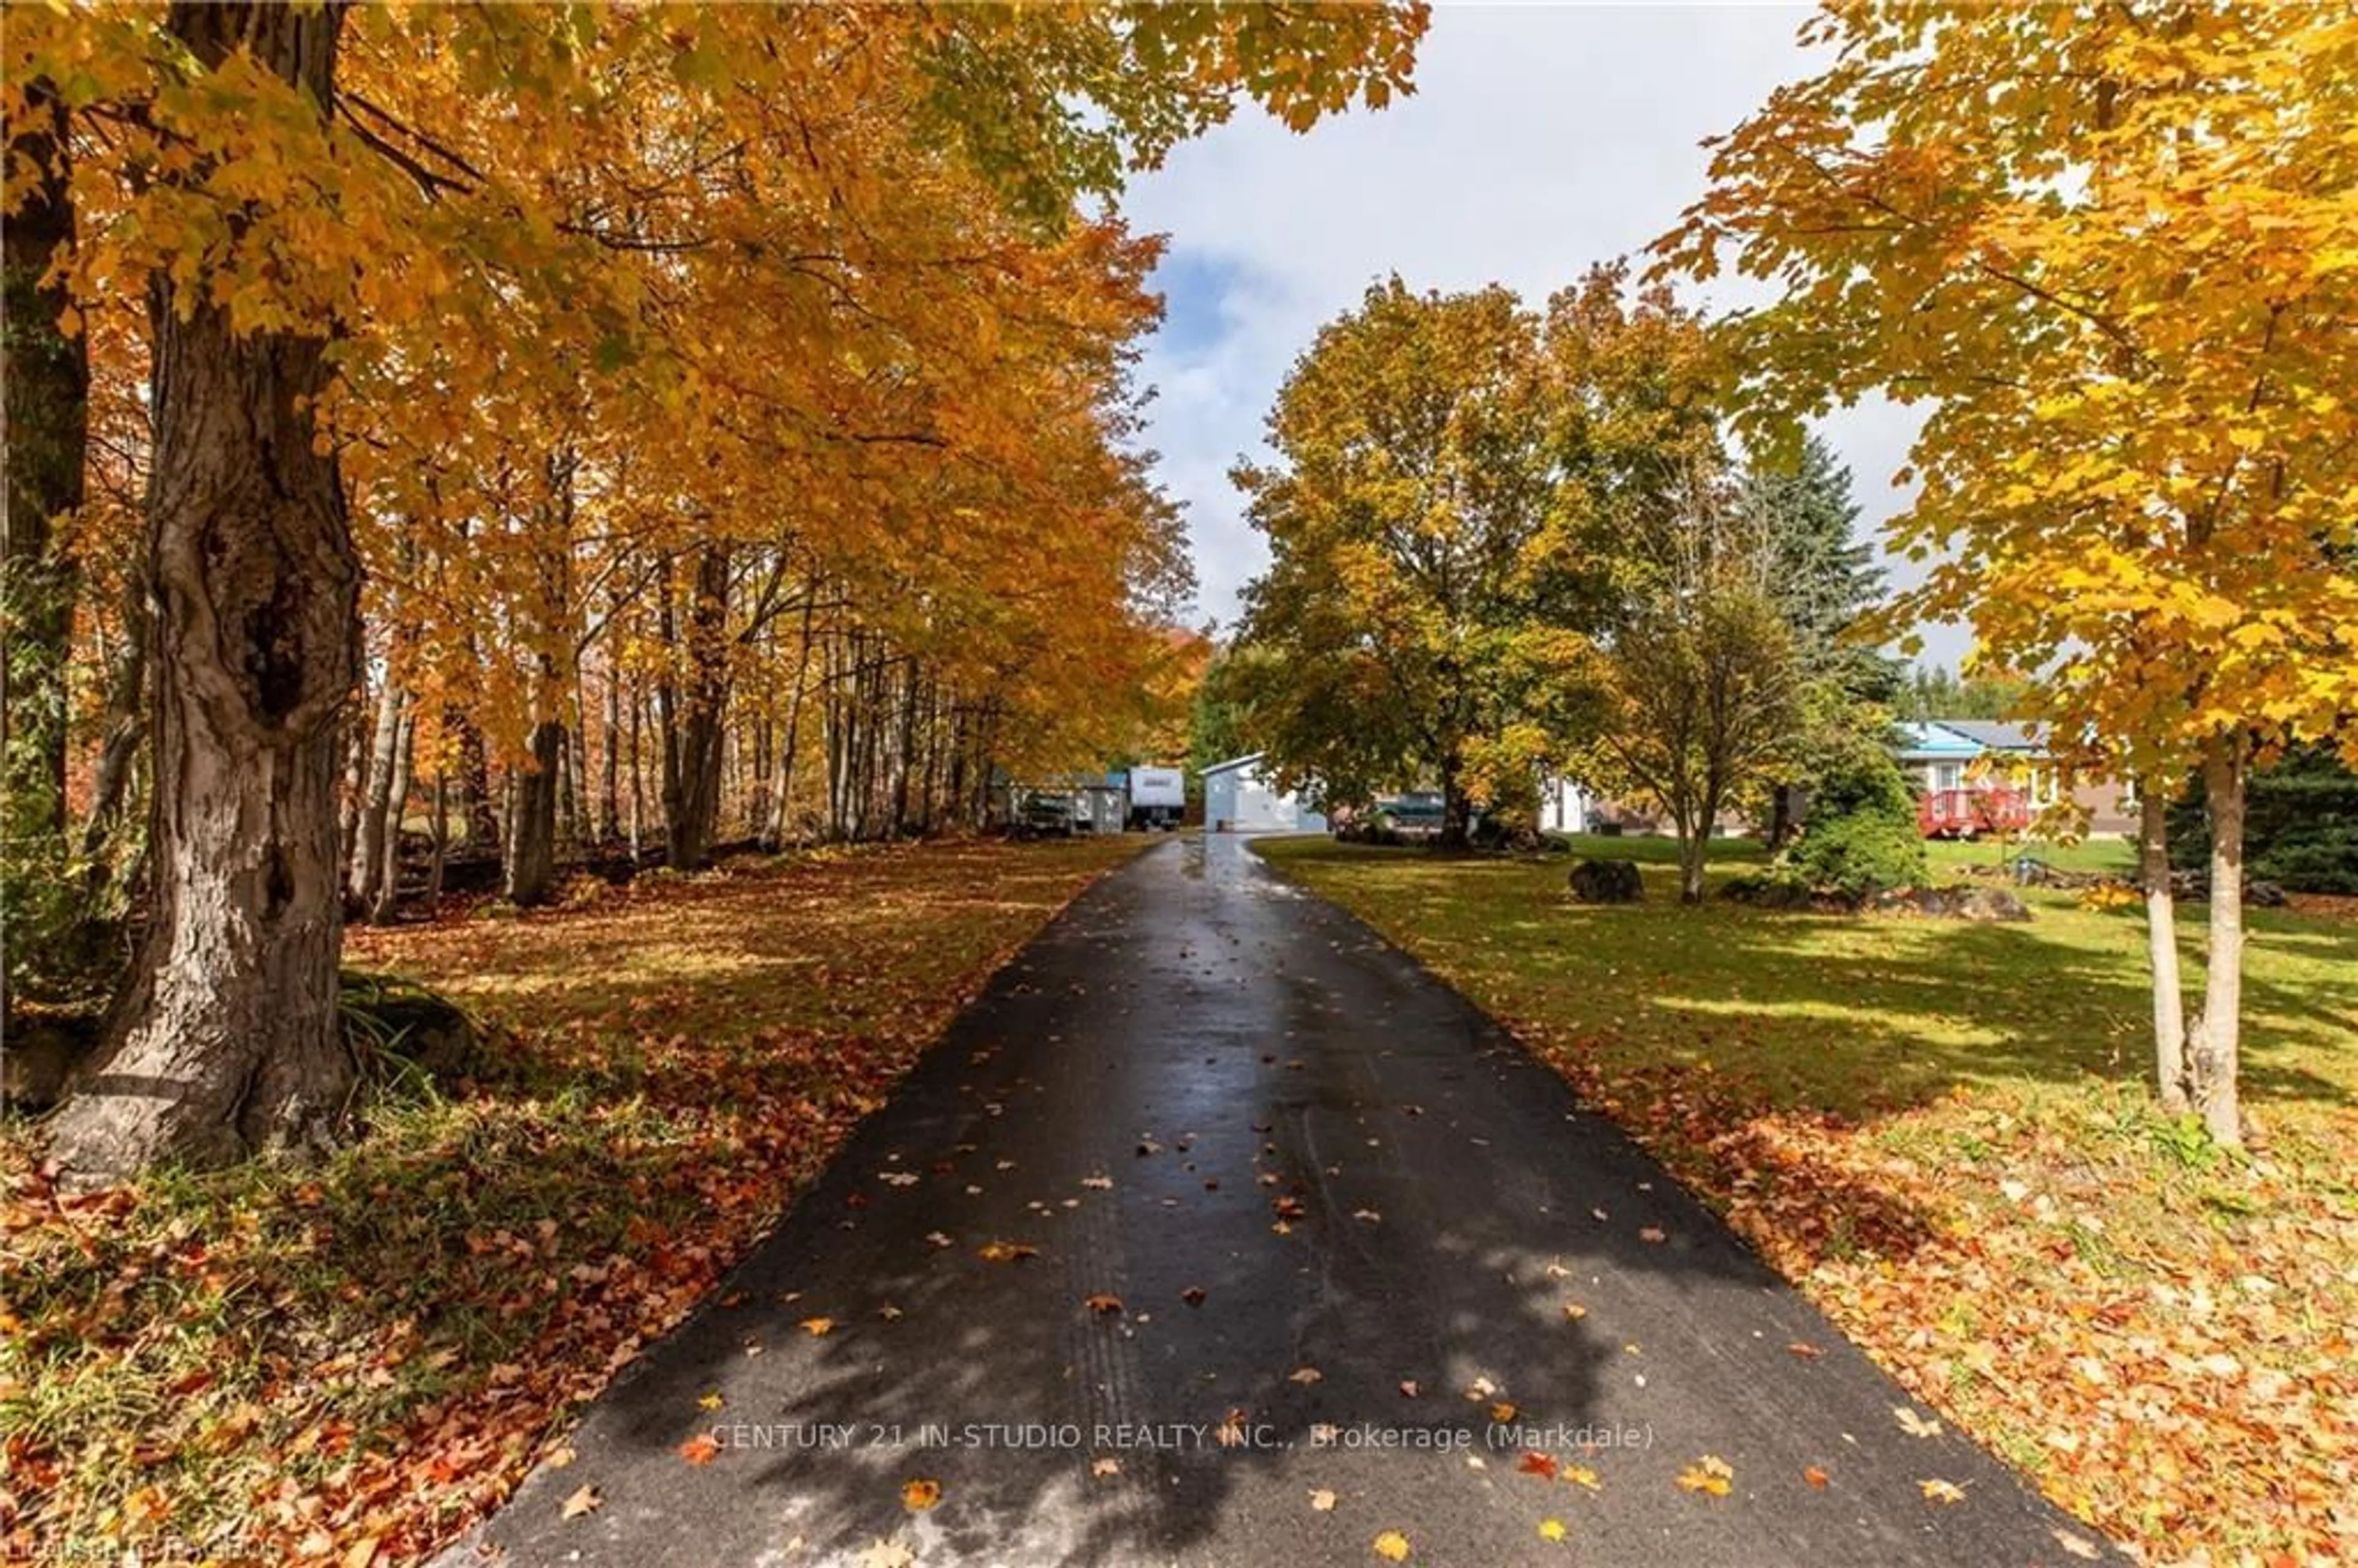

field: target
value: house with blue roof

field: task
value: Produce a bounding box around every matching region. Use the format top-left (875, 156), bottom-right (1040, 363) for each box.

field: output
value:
top-left (1894, 720), bottom-right (2134, 838)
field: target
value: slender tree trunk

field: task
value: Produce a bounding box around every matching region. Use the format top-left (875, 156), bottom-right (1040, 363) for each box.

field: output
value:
top-left (1676, 801), bottom-right (1710, 904)
top-left (766, 592), bottom-right (817, 848)
top-left (599, 650), bottom-right (621, 843)
top-left (370, 702), bottom-right (413, 923)
top-left (79, 579), bottom-right (149, 872)
top-left (338, 664), bottom-right (368, 880)
top-left (1, 77), bottom-right (87, 852)
top-left (2189, 736), bottom-right (2248, 1147)
top-left (349, 669), bottom-right (403, 907)
top-left (455, 705), bottom-right (496, 851)
top-left (1437, 747), bottom-right (1470, 852)
top-left (48, 2), bottom-right (358, 1186)
top-left (427, 770), bottom-right (448, 901)
top-left (2137, 782), bottom-right (2190, 1113)
top-left (627, 675), bottom-right (644, 860)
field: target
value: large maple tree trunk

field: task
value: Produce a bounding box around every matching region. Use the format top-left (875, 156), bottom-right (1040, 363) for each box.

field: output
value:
top-left (504, 714), bottom-right (562, 906)
top-left (47, 3), bottom-right (357, 1186)
top-left (2136, 782), bottom-right (2190, 1113)
top-left (2190, 736), bottom-right (2248, 1147)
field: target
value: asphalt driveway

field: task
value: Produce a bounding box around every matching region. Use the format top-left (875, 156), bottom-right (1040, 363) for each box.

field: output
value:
top-left (440, 834), bottom-right (2113, 1567)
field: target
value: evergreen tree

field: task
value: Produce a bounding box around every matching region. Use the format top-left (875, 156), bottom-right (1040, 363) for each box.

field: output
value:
top-left (1744, 435), bottom-right (1896, 704)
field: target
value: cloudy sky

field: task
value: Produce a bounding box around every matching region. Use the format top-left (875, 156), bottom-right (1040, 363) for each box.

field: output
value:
top-left (1122, 2), bottom-right (1963, 666)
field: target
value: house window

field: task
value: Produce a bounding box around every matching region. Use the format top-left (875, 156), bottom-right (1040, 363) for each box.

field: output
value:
top-left (1934, 763), bottom-right (1964, 792)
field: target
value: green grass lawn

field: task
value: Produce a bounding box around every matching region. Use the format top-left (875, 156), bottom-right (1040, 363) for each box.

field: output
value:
top-left (1256, 833), bottom-right (2358, 1562)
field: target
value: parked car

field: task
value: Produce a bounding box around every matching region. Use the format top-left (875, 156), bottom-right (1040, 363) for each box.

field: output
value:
top-left (1376, 793), bottom-right (1447, 842)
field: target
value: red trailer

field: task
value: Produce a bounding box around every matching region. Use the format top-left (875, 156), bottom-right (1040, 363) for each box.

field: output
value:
top-left (1917, 787), bottom-right (2032, 840)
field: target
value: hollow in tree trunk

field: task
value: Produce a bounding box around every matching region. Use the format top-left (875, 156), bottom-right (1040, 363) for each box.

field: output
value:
top-left (47, 2), bottom-right (357, 1186)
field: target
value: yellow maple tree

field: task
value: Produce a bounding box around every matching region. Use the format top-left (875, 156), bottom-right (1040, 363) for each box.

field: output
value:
top-left (1664, 0), bottom-right (2358, 1144)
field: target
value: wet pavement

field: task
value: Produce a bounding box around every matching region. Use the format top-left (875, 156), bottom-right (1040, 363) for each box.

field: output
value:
top-left (442, 834), bottom-right (2115, 1567)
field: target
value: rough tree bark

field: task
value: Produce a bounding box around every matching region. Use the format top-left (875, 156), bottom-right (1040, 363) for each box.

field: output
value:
top-left (2189, 735), bottom-right (2248, 1147)
top-left (1, 77), bottom-right (87, 851)
top-left (504, 711), bottom-right (562, 907)
top-left (48, 4), bottom-right (359, 1184)
top-left (661, 545), bottom-right (729, 868)
top-left (2136, 782), bottom-right (2190, 1114)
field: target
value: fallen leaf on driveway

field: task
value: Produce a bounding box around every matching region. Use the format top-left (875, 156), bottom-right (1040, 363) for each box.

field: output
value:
top-left (1353, 1209), bottom-right (1382, 1223)
top-left (1398, 1380), bottom-right (1420, 1398)
top-left (1538, 1518), bottom-right (1566, 1542)
top-left (1638, 1226), bottom-right (1667, 1244)
top-left (1084, 1293), bottom-right (1123, 1315)
top-left (858, 1540), bottom-right (915, 1568)
top-left (679, 1434), bottom-right (720, 1465)
top-left (1518, 1452), bottom-right (1558, 1480)
top-left (902, 1478), bottom-right (942, 1511)
top-left (2052, 1526), bottom-right (2103, 1559)
top-left (1562, 1303), bottom-right (1587, 1321)
top-left (800, 1317), bottom-right (834, 1337)
top-left (1081, 1176), bottom-right (1113, 1190)
top-left (1894, 1406), bottom-right (1942, 1438)
top-left (1181, 1286), bottom-right (1207, 1306)
top-left (1562, 1464), bottom-right (1600, 1491)
top-left (1309, 1488), bottom-right (1338, 1512)
top-left (1920, 1478), bottom-right (1966, 1505)
top-left (976, 1241), bottom-right (1038, 1263)
top-left (1091, 1457), bottom-right (1120, 1478)
top-left (1803, 1465), bottom-right (1829, 1489)
top-left (561, 1483), bottom-right (601, 1519)
top-left (1290, 1366), bottom-right (1323, 1384)
top-left (1788, 1342), bottom-right (1823, 1360)
top-left (698, 1392), bottom-right (725, 1411)
top-left (1372, 1530), bottom-right (1411, 1561)
top-left (1677, 1456), bottom-right (1732, 1496)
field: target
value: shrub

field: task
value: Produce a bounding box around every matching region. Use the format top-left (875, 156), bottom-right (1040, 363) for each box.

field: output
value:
top-left (1787, 745), bottom-right (1927, 895)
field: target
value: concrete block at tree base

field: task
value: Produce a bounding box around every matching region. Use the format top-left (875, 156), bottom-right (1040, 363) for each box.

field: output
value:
top-left (1568, 858), bottom-right (1644, 904)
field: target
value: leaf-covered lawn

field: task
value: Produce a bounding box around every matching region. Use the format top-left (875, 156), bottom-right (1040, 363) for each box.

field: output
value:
top-left (1257, 834), bottom-right (2358, 1566)
top-left (0, 836), bottom-right (1145, 1565)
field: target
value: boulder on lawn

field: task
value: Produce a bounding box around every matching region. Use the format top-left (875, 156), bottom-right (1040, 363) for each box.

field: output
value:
top-left (1568, 858), bottom-right (1644, 904)
top-left (1869, 885), bottom-right (2032, 921)
top-left (1953, 886), bottom-right (2033, 922)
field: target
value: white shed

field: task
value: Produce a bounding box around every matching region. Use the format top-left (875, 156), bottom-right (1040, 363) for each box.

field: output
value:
top-left (1538, 775), bottom-right (1593, 835)
top-left (1200, 752), bottom-right (1328, 834)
